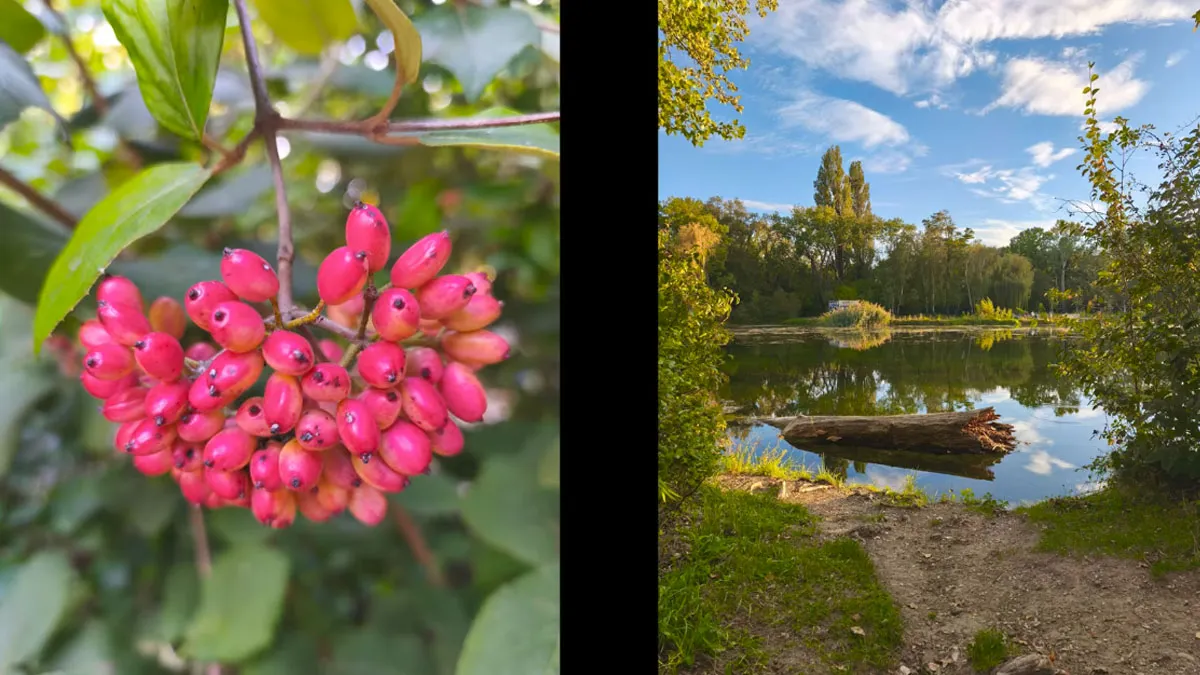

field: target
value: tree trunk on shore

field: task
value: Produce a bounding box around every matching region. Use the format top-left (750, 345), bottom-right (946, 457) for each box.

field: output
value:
top-left (755, 407), bottom-right (1016, 454)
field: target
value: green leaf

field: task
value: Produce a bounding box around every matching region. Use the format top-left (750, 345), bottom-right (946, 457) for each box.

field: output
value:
top-left (537, 434), bottom-right (559, 490)
top-left (179, 163), bottom-right (274, 217)
top-left (46, 620), bottom-right (116, 674)
top-left (0, 303), bottom-right (54, 479)
top-left (461, 450), bottom-right (558, 568)
top-left (182, 545), bottom-right (290, 663)
top-left (153, 564), bottom-right (199, 644)
top-left (33, 162), bottom-right (213, 353)
top-left (0, 39), bottom-right (65, 133)
top-left (391, 472), bottom-right (460, 516)
top-left (414, 6), bottom-right (539, 102)
top-left (0, 551), bottom-right (78, 672)
top-left (100, 0), bottom-right (229, 140)
top-left (242, 632), bottom-right (322, 675)
top-left (413, 107), bottom-right (558, 159)
top-left (455, 563), bottom-right (559, 675)
top-left (208, 506), bottom-right (273, 545)
top-left (249, 0), bottom-right (359, 56)
top-left (0, 0), bottom-right (46, 53)
top-left (363, 0), bottom-right (422, 87)
top-left (329, 632), bottom-right (428, 675)
top-left (0, 201), bottom-right (70, 305)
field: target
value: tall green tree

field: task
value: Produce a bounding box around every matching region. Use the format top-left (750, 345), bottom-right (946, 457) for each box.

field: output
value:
top-left (658, 0), bottom-right (779, 146)
top-left (848, 160), bottom-right (871, 219)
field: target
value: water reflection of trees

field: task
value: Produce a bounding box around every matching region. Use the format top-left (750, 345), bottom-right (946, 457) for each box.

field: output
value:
top-left (722, 331), bottom-right (1082, 418)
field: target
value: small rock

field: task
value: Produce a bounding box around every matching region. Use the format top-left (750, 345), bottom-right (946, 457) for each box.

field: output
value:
top-left (994, 654), bottom-right (1068, 675)
top-left (899, 666), bottom-right (912, 675)
top-left (925, 663), bottom-right (940, 672)
top-left (1090, 668), bottom-right (1109, 674)
top-left (851, 626), bottom-right (866, 637)
top-left (1179, 652), bottom-right (1197, 663)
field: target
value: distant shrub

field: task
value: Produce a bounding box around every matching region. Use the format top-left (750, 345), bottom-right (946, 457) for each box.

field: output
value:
top-left (818, 301), bottom-right (891, 328)
top-left (973, 297), bottom-right (1014, 321)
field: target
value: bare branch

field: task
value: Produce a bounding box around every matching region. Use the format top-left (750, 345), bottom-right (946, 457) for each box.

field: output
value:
top-left (188, 505), bottom-right (223, 675)
top-left (393, 505), bottom-right (447, 588)
top-left (41, 0), bottom-right (108, 115)
top-left (278, 111), bottom-right (560, 136)
top-left (0, 165), bottom-right (78, 229)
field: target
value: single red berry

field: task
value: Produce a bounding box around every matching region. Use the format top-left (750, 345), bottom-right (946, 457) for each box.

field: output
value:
top-left (149, 297), bottom-right (187, 340)
top-left (390, 231), bottom-right (451, 290)
top-left (327, 292), bottom-right (366, 331)
top-left (205, 466), bottom-right (250, 500)
top-left (208, 301), bottom-right (265, 353)
top-left (418, 318), bottom-right (443, 338)
top-left (124, 417), bottom-right (177, 456)
top-left (336, 398), bottom-right (380, 459)
top-left (250, 443), bottom-right (285, 491)
top-left (348, 484), bottom-right (389, 525)
top-left (133, 332), bottom-right (185, 382)
top-left (317, 246), bottom-right (369, 307)
top-left (429, 418), bottom-right (464, 457)
top-left (405, 346), bottom-right (444, 384)
top-left (440, 361), bottom-right (488, 423)
top-left (356, 341), bottom-right (406, 389)
top-left (463, 271), bottom-right (492, 295)
top-left (351, 452), bottom-right (409, 493)
top-left (399, 377), bottom-right (448, 432)
top-left (314, 476), bottom-right (350, 515)
top-left (80, 371), bottom-right (135, 399)
top-left (236, 397), bottom-right (272, 437)
top-left (263, 373), bottom-right (303, 435)
top-left (220, 248), bottom-right (280, 303)
top-left (185, 281), bottom-right (238, 331)
top-left (83, 343), bottom-right (135, 381)
top-left (133, 447), bottom-right (174, 476)
top-left (223, 490), bottom-right (252, 510)
top-left (204, 350), bottom-right (266, 402)
top-left (359, 388), bottom-right (402, 428)
top-left (178, 469), bottom-right (211, 505)
top-left (185, 341), bottom-right (218, 363)
top-left (345, 202), bottom-right (392, 273)
top-left (318, 339), bottom-right (344, 362)
top-left (79, 319), bottom-right (116, 350)
top-left (251, 487), bottom-right (296, 528)
top-left (322, 448), bottom-right (362, 490)
top-left (295, 408), bottom-right (338, 451)
top-left (443, 293), bottom-right (503, 333)
top-left (379, 419), bottom-right (433, 476)
top-left (441, 330), bottom-right (510, 367)
top-left (102, 386), bottom-right (148, 423)
top-left (97, 300), bottom-right (151, 347)
top-left (203, 427), bottom-right (256, 472)
top-left (177, 408), bottom-right (226, 443)
top-left (300, 362), bottom-right (351, 403)
top-left (96, 275), bottom-right (144, 313)
top-left (262, 330), bottom-right (315, 376)
top-left (297, 489), bottom-right (335, 523)
top-left (278, 439), bottom-right (322, 491)
top-left (370, 288), bottom-right (421, 342)
top-left (144, 380), bottom-right (190, 426)
top-left (171, 440), bottom-right (204, 472)
top-left (416, 275), bottom-right (476, 320)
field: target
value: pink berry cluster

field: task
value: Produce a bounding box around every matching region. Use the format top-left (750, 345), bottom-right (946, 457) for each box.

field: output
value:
top-left (76, 202), bottom-right (510, 529)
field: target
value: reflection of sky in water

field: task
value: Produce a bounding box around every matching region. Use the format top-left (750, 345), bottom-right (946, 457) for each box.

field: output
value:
top-left (736, 387), bottom-right (1109, 504)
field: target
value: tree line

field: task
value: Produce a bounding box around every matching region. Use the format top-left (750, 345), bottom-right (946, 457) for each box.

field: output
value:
top-left (659, 146), bottom-right (1106, 323)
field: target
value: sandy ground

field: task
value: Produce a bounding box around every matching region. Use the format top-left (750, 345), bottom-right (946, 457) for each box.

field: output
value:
top-left (712, 475), bottom-right (1200, 675)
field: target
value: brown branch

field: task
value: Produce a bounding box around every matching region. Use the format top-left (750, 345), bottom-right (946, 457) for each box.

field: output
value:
top-left (232, 0), bottom-right (295, 315)
top-left (278, 111), bottom-right (560, 136)
top-left (393, 505), bottom-right (446, 588)
top-left (0, 165), bottom-right (78, 229)
top-left (338, 282), bottom-right (379, 368)
top-left (188, 505), bottom-right (223, 675)
top-left (41, 0), bottom-right (108, 116)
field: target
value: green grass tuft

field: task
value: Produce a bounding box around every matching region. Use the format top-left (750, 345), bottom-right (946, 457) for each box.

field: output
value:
top-left (967, 628), bottom-right (1012, 672)
top-left (719, 444), bottom-right (813, 481)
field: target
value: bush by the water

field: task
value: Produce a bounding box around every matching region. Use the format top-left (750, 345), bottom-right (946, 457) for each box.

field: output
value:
top-left (818, 301), bottom-right (892, 328)
top-left (973, 297), bottom-right (1015, 321)
top-left (659, 228), bottom-right (735, 503)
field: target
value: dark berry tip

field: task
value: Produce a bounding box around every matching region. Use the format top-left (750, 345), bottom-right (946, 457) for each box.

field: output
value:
top-left (420, 367), bottom-right (432, 380)
top-left (300, 432), bottom-right (313, 442)
top-left (188, 288), bottom-right (200, 300)
top-left (254, 480), bottom-right (263, 489)
top-left (249, 405), bottom-right (261, 416)
top-left (392, 297), bottom-right (405, 309)
top-left (208, 368), bottom-right (217, 378)
top-left (213, 310), bottom-right (226, 321)
top-left (203, 460), bottom-right (214, 467)
top-left (293, 350), bottom-right (308, 363)
top-left (386, 372), bottom-right (396, 383)
top-left (208, 385), bottom-right (220, 397)
top-left (354, 200), bottom-right (365, 210)
top-left (186, 449), bottom-right (195, 458)
top-left (291, 477), bottom-right (301, 488)
top-left (312, 371), bottom-right (325, 383)
top-left (269, 423), bottom-right (280, 434)
top-left (222, 247), bottom-right (234, 257)
top-left (463, 282), bottom-right (477, 298)
top-left (354, 250), bottom-right (368, 260)
top-left (134, 340), bottom-right (146, 349)
top-left (154, 415), bottom-right (165, 426)
top-left (361, 453), bottom-right (371, 463)
top-left (351, 478), bottom-right (363, 487)
top-left (85, 357), bottom-right (97, 368)
top-left (175, 460), bottom-right (185, 468)
top-left (386, 391), bottom-right (398, 402)
top-left (310, 486), bottom-right (319, 494)
top-left (97, 299), bottom-right (108, 307)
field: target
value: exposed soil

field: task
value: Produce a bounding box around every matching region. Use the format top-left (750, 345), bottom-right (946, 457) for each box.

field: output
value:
top-left (713, 475), bottom-right (1200, 675)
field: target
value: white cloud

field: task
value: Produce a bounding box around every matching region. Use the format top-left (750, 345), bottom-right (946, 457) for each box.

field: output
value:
top-left (777, 92), bottom-right (911, 148)
top-left (969, 218), bottom-right (1056, 246)
top-left (740, 199), bottom-right (795, 213)
top-left (914, 92), bottom-right (950, 109)
top-left (1026, 141), bottom-right (1076, 167)
top-left (862, 151), bottom-right (915, 174)
top-left (984, 55), bottom-right (1149, 116)
top-left (952, 164), bottom-right (1054, 205)
top-left (750, 0), bottom-right (1193, 99)
top-left (702, 131), bottom-right (817, 157)
top-left (1166, 50), bottom-right (1187, 67)
top-left (1024, 449), bottom-right (1075, 475)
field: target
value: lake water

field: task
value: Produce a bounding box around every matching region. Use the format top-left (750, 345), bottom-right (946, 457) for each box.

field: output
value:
top-left (721, 326), bottom-right (1110, 505)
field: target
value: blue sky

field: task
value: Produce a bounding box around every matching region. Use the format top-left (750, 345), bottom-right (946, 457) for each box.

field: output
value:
top-left (658, 0), bottom-right (1200, 246)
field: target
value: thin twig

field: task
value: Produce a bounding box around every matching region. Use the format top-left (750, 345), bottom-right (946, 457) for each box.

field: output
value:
top-left (297, 325), bottom-right (330, 363)
top-left (393, 506), bottom-right (447, 588)
top-left (41, 0), bottom-right (108, 115)
top-left (232, 0), bottom-right (295, 315)
top-left (290, 50), bottom-right (340, 118)
top-left (278, 111), bottom-right (560, 135)
top-left (0, 165), bottom-right (78, 229)
top-left (338, 283), bottom-right (378, 368)
top-left (188, 505), bottom-right (223, 675)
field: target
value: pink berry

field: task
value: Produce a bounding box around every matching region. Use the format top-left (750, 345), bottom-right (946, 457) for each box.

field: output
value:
top-left (318, 339), bottom-right (344, 362)
top-left (418, 319), bottom-right (443, 338)
top-left (297, 490), bottom-right (334, 522)
top-left (441, 330), bottom-right (510, 367)
top-left (205, 467), bottom-right (250, 500)
top-left (317, 246), bottom-right (369, 306)
top-left (356, 341), bottom-right (406, 389)
top-left (185, 341), bottom-right (218, 363)
top-left (133, 332), bottom-right (185, 382)
top-left (185, 281), bottom-right (238, 331)
top-left (252, 488), bottom-right (296, 528)
top-left (348, 485), bottom-right (388, 526)
top-left (390, 231), bottom-right (451, 290)
top-left (144, 380), bottom-right (190, 426)
top-left (443, 293), bottom-right (502, 332)
top-left (177, 408), bottom-right (226, 443)
top-left (250, 443), bottom-right (285, 490)
top-left (416, 275), bottom-right (476, 320)
top-left (359, 388), bottom-right (402, 428)
top-left (327, 292), bottom-right (365, 330)
top-left (336, 398), bottom-right (380, 459)
top-left (124, 417), bottom-right (176, 456)
top-left (133, 448), bottom-right (174, 476)
top-left (370, 288), bottom-right (421, 341)
top-left (84, 343), bottom-right (135, 381)
top-left (96, 275), bottom-right (144, 313)
top-left (149, 297), bottom-right (187, 339)
top-left (430, 418), bottom-right (464, 456)
top-left (279, 439), bottom-right (322, 491)
top-left (235, 397), bottom-right (272, 437)
top-left (262, 330), bottom-right (315, 376)
top-left (379, 420), bottom-right (433, 476)
top-left (263, 373), bottom-right (303, 435)
top-left (102, 386), bottom-right (148, 423)
top-left (301, 363), bottom-right (351, 402)
top-left (440, 361), bottom-right (488, 422)
top-left (345, 202), bottom-right (391, 273)
top-left (314, 476), bottom-right (350, 514)
top-left (178, 469), bottom-right (210, 505)
top-left (203, 427), bottom-right (255, 472)
top-left (463, 271), bottom-right (492, 295)
top-left (80, 371), bottom-right (135, 399)
top-left (220, 248), bottom-right (280, 303)
top-left (79, 319), bottom-right (116, 350)
top-left (206, 350), bottom-right (266, 400)
top-left (322, 449), bottom-right (363, 490)
top-left (351, 452), bottom-right (409, 493)
top-left (172, 441), bottom-right (204, 472)
top-left (295, 408), bottom-right (338, 451)
top-left (97, 301), bottom-right (150, 348)
top-left (209, 301), bottom-right (265, 353)
top-left (405, 346), bottom-right (444, 384)
top-left (399, 377), bottom-right (448, 432)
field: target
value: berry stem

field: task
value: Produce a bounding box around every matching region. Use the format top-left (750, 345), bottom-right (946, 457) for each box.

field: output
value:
top-left (277, 111), bottom-right (561, 136)
top-left (338, 282), bottom-right (379, 368)
top-left (283, 300), bottom-right (326, 329)
top-left (269, 298), bottom-right (284, 329)
top-left (393, 505), bottom-right (447, 588)
top-left (188, 505), bottom-right (224, 675)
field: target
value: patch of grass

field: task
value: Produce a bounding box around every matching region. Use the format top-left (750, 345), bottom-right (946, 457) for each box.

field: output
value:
top-left (720, 444), bottom-right (813, 481)
top-left (818, 302), bottom-right (892, 328)
top-left (814, 463), bottom-right (846, 487)
top-left (1018, 487), bottom-right (1200, 576)
top-left (878, 475), bottom-right (930, 508)
top-left (950, 488), bottom-right (1010, 516)
top-left (658, 486), bottom-right (904, 674)
top-left (967, 628), bottom-right (1012, 672)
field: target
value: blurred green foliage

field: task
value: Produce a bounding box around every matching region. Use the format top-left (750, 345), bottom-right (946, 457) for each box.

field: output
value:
top-left (0, 0), bottom-right (559, 672)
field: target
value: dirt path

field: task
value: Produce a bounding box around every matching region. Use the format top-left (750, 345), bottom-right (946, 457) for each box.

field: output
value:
top-left (716, 475), bottom-right (1200, 675)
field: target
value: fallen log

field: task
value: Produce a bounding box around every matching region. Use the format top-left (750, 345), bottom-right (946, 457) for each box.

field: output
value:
top-left (765, 407), bottom-right (1016, 455)
top-left (808, 445), bottom-right (1001, 481)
